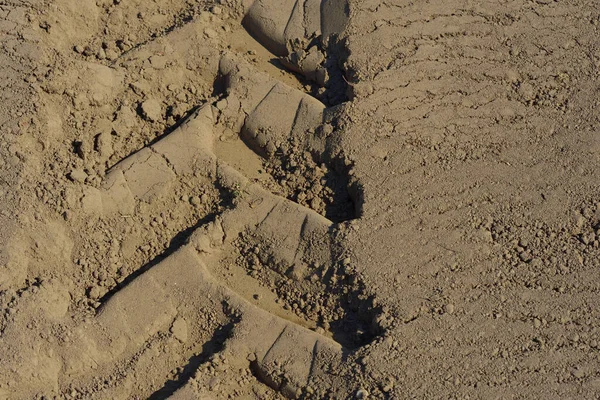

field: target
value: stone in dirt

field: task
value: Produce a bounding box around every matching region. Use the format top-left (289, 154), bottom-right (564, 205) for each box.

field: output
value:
top-left (141, 98), bottom-right (162, 122)
top-left (68, 169), bottom-right (87, 183)
top-left (171, 317), bottom-right (189, 343)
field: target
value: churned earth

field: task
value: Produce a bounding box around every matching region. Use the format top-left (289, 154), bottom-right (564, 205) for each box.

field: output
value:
top-left (1, 0), bottom-right (600, 399)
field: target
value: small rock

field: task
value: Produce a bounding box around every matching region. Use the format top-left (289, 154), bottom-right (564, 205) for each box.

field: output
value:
top-left (569, 333), bottom-right (580, 342)
top-left (105, 49), bottom-right (118, 61)
top-left (82, 46), bottom-right (94, 56)
top-left (171, 102), bottom-right (190, 119)
top-left (88, 286), bottom-right (102, 299)
top-left (211, 5), bottom-right (222, 14)
top-left (171, 318), bottom-right (189, 343)
top-left (141, 99), bottom-right (162, 122)
top-left (204, 28), bottom-right (218, 39)
top-left (215, 98), bottom-right (228, 111)
top-left (68, 169), bottom-right (87, 183)
top-left (444, 303), bottom-right (455, 314)
top-left (95, 131), bottom-right (113, 157)
top-left (519, 251), bottom-right (532, 262)
top-left (356, 389), bottom-right (369, 399)
top-left (190, 196), bottom-right (201, 206)
top-left (130, 80), bottom-right (151, 96)
top-left (571, 367), bottom-right (585, 379)
top-left (506, 70), bottom-right (521, 83)
top-left (63, 210), bottom-right (73, 221)
top-left (72, 93), bottom-right (89, 110)
top-left (149, 55), bottom-right (167, 69)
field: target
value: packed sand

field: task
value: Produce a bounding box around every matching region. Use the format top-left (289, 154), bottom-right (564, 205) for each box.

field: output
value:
top-left (1, 0), bottom-right (600, 399)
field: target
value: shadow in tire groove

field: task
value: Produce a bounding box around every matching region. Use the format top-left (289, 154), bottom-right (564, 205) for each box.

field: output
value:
top-left (148, 310), bottom-right (239, 399)
top-left (97, 211), bottom-right (220, 307)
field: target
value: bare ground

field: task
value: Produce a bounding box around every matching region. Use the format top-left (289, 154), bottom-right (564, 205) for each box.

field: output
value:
top-left (1, 0), bottom-right (600, 399)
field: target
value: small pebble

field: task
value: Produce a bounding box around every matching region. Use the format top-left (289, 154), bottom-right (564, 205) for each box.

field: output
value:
top-left (204, 28), bottom-right (218, 39)
top-left (571, 368), bottom-right (585, 379)
top-left (171, 318), bottom-right (189, 343)
top-left (215, 99), bottom-right (228, 111)
top-left (141, 98), bottom-right (162, 122)
top-left (68, 169), bottom-right (87, 183)
top-left (63, 210), bottom-right (73, 221)
top-left (82, 46), bottom-right (94, 56)
top-left (88, 286), bottom-right (102, 299)
top-left (105, 49), bottom-right (118, 61)
top-left (190, 196), bottom-right (201, 206)
top-left (569, 333), bottom-right (580, 342)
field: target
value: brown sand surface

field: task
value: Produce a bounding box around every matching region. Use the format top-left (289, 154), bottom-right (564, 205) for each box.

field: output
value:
top-left (1, 0), bottom-right (600, 399)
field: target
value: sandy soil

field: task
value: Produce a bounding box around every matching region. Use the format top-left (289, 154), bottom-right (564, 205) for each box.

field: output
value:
top-left (1, 0), bottom-right (600, 399)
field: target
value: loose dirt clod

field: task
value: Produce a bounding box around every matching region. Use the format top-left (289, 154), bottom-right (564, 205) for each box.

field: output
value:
top-left (141, 98), bottom-right (162, 122)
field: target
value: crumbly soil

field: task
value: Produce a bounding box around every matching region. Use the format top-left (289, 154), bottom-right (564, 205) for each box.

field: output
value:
top-left (1, 0), bottom-right (600, 399)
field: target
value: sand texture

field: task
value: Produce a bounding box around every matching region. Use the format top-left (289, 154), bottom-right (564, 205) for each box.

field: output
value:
top-left (1, 0), bottom-right (600, 399)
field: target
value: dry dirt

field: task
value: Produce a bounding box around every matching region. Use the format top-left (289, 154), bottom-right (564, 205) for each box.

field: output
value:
top-left (1, 0), bottom-right (600, 399)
